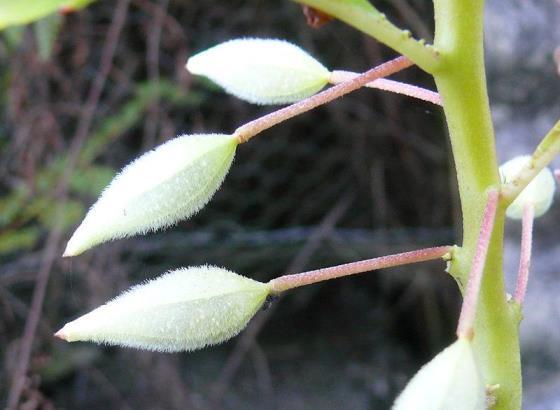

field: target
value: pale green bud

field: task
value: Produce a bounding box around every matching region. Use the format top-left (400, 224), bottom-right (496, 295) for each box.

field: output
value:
top-left (500, 155), bottom-right (556, 219)
top-left (393, 338), bottom-right (485, 410)
top-left (186, 38), bottom-right (330, 105)
top-left (64, 134), bottom-right (237, 256)
top-left (55, 266), bottom-right (270, 352)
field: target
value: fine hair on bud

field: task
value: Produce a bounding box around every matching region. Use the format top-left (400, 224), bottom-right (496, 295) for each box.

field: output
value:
top-left (392, 338), bottom-right (485, 410)
top-left (55, 266), bottom-right (270, 352)
top-left (64, 134), bottom-right (237, 256)
top-left (186, 38), bottom-right (331, 105)
top-left (500, 155), bottom-right (556, 219)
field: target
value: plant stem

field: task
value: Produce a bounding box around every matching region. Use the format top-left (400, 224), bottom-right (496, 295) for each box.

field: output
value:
top-left (456, 189), bottom-right (498, 339)
top-left (329, 71), bottom-right (442, 106)
top-left (513, 203), bottom-right (535, 305)
top-left (268, 246), bottom-right (451, 294)
top-left (234, 57), bottom-right (412, 144)
top-left (293, 0), bottom-right (439, 73)
top-left (502, 119), bottom-right (560, 204)
top-left (433, 0), bottom-right (521, 407)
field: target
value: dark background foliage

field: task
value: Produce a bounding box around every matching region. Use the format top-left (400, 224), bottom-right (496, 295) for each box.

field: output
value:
top-left (1, 0), bottom-right (559, 408)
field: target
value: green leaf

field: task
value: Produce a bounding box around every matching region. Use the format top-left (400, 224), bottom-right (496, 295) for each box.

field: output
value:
top-left (0, 227), bottom-right (40, 254)
top-left (2, 25), bottom-right (25, 50)
top-left (33, 12), bottom-right (62, 60)
top-left (0, 0), bottom-right (95, 30)
top-left (79, 80), bottom-right (203, 165)
top-left (38, 199), bottom-right (85, 230)
top-left (0, 186), bottom-right (30, 226)
top-left (69, 165), bottom-right (115, 197)
top-left (0, 0), bottom-right (65, 29)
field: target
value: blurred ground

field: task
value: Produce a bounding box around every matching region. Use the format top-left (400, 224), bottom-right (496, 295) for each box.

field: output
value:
top-left (0, 0), bottom-right (558, 409)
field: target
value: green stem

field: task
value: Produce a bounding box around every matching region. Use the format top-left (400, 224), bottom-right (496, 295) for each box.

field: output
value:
top-left (292, 0), bottom-right (439, 73)
top-left (501, 119), bottom-right (560, 204)
top-left (433, 0), bottom-right (521, 408)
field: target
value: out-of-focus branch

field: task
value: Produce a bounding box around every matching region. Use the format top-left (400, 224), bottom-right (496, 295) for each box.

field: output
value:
top-left (6, 1), bottom-right (131, 408)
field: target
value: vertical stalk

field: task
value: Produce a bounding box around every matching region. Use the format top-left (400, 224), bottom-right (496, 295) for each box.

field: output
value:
top-left (432, 0), bottom-right (521, 408)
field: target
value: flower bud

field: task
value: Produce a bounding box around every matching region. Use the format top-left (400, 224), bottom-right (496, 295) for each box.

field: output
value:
top-left (64, 134), bottom-right (237, 256)
top-left (55, 266), bottom-right (270, 352)
top-left (186, 38), bottom-right (330, 105)
top-left (500, 155), bottom-right (556, 219)
top-left (393, 338), bottom-right (485, 410)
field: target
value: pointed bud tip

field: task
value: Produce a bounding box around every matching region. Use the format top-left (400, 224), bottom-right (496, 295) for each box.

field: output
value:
top-left (54, 328), bottom-right (68, 340)
top-left (185, 57), bottom-right (200, 74)
top-left (62, 240), bottom-right (81, 257)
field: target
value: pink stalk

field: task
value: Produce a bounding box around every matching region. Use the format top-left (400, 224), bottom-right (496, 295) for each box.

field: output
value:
top-left (555, 169), bottom-right (560, 183)
top-left (268, 246), bottom-right (452, 294)
top-left (329, 70), bottom-right (442, 106)
top-left (456, 189), bottom-right (499, 340)
top-left (513, 203), bottom-right (535, 304)
top-left (234, 56), bottom-right (413, 143)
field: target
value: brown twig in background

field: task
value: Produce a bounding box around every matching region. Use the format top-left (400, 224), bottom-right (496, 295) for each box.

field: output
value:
top-left (251, 342), bottom-right (275, 404)
top-left (391, 0), bottom-right (432, 42)
top-left (142, 0), bottom-right (169, 149)
top-left (6, 1), bottom-right (131, 407)
top-left (210, 192), bottom-right (354, 407)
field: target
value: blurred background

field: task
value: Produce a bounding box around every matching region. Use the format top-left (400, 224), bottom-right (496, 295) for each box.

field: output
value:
top-left (1, 0), bottom-right (559, 408)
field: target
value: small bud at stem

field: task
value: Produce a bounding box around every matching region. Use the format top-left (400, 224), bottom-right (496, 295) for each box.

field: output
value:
top-left (393, 338), bottom-right (485, 410)
top-left (456, 189), bottom-right (499, 340)
top-left (53, 329), bottom-right (67, 340)
top-left (268, 246), bottom-right (451, 294)
top-left (513, 203), bottom-right (535, 304)
top-left (234, 56), bottom-right (413, 144)
top-left (501, 119), bottom-right (560, 203)
top-left (500, 155), bottom-right (555, 219)
top-left (329, 70), bottom-right (442, 106)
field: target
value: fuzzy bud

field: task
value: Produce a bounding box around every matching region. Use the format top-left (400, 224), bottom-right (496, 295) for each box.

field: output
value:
top-left (500, 155), bottom-right (556, 219)
top-left (64, 134), bottom-right (237, 256)
top-left (393, 338), bottom-right (485, 410)
top-left (186, 38), bottom-right (330, 105)
top-left (55, 266), bottom-right (270, 352)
